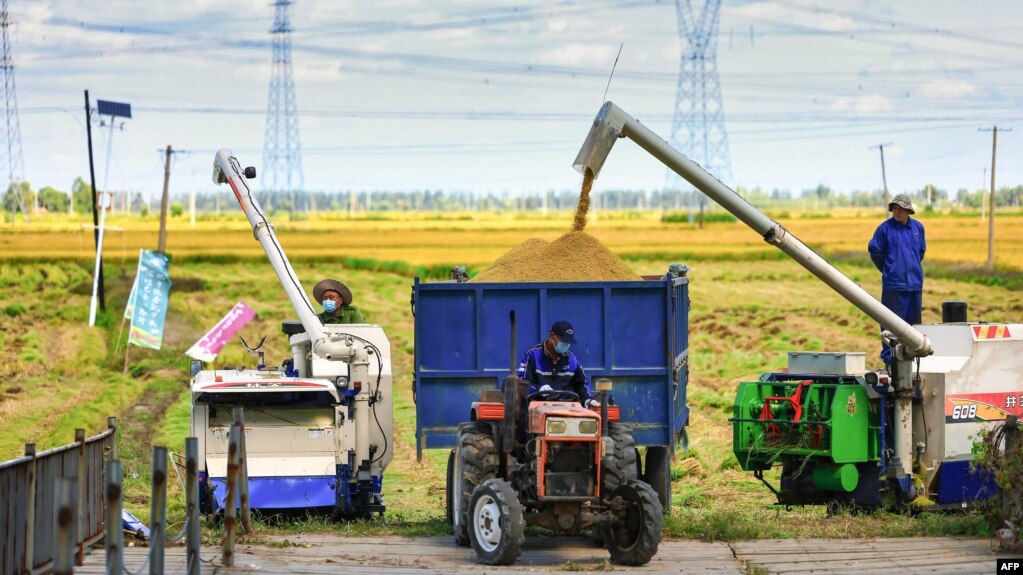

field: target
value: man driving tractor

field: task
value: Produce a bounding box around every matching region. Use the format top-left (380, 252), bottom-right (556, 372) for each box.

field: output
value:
top-left (516, 320), bottom-right (599, 408)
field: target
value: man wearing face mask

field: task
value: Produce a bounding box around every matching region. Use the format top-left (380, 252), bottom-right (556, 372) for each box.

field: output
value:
top-left (517, 320), bottom-right (597, 408)
top-left (313, 279), bottom-right (366, 324)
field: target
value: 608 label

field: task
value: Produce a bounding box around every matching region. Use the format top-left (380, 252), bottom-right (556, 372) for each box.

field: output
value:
top-left (951, 404), bottom-right (977, 420)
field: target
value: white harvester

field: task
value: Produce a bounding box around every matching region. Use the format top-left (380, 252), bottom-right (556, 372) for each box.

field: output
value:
top-left (189, 150), bottom-right (393, 517)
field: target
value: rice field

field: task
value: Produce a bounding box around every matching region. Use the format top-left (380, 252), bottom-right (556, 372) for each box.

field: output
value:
top-left (0, 209), bottom-right (1020, 540)
top-left (3, 209), bottom-right (1023, 272)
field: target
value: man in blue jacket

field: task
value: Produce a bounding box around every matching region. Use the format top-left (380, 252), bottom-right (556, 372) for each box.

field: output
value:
top-left (868, 193), bottom-right (926, 367)
top-left (517, 320), bottom-right (598, 408)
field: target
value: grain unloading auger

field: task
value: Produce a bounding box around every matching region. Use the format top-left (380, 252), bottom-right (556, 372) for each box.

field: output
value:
top-left (186, 150), bottom-right (393, 518)
top-left (575, 102), bottom-right (1023, 509)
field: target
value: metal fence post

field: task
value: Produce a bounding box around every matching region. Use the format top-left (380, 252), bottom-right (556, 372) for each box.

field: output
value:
top-left (151, 446), bottom-right (167, 575)
top-left (55, 478), bottom-right (75, 575)
top-left (108, 417), bottom-right (119, 462)
top-left (24, 443), bottom-right (37, 575)
top-left (105, 460), bottom-right (124, 575)
top-left (185, 438), bottom-right (201, 575)
top-left (75, 428), bottom-right (86, 566)
top-left (222, 423), bottom-right (240, 567)
top-left (233, 407), bottom-right (252, 535)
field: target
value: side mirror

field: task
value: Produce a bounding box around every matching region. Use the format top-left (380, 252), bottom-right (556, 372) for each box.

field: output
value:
top-left (244, 166), bottom-right (257, 179)
top-left (864, 371), bottom-right (879, 386)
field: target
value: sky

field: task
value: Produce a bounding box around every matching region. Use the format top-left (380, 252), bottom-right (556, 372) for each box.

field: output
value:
top-left (10, 0), bottom-right (1023, 202)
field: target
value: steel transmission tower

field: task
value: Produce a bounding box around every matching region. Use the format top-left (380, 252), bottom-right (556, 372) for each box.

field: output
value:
top-left (263, 0), bottom-right (303, 210)
top-left (0, 0), bottom-right (26, 223)
top-left (664, 0), bottom-right (732, 222)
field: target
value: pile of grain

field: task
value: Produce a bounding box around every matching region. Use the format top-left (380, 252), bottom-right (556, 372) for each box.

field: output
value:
top-left (469, 167), bottom-right (639, 283)
top-left (468, 238), bottom-right (548, 282)
top-left (470, 231), bottom-right (641, 282)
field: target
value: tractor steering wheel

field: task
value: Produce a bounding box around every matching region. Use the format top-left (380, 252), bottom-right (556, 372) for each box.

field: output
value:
top-left (526, 389), bottom-right (580, 403)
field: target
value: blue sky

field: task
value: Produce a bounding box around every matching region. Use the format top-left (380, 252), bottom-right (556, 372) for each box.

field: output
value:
top-left (12, 0), bottom-right (1023, 201)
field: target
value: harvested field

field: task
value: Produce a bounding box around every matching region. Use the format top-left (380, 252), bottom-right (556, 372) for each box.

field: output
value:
top-left (1, 211), bottom-right (1021, 541)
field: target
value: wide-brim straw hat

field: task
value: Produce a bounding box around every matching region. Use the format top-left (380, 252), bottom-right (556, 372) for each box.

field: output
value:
top-left (313, 279), bottom-right (353, 305)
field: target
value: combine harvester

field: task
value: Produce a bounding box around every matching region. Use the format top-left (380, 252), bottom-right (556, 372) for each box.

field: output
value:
top-left (574, 102), bottom-right (1023, 509)
top-left (188, 150), bottom-right (393, 517)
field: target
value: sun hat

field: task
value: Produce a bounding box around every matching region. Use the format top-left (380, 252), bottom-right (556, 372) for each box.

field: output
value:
top-left (313, 279), bottom-right (353, 305)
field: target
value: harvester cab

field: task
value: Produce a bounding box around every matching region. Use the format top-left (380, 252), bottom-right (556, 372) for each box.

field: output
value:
top-left (189, 150), bottom-right (393, 519)
top-left (447, 315), bottom-right (662, 566)
top-left (573, 101), bottom-right (1023, 511)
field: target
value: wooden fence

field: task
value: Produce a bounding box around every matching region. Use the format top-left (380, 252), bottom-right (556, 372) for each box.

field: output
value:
top-left (0, 418), bottom-right (117, 575)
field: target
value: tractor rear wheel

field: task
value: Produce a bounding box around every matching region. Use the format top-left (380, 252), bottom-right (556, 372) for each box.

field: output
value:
top-left (605, 479), bottom-right (663, 566)
top-left (468, 478), bottom-right (525, 565)
top-left (593, 422), bottom-right (640, 547)
top-left (602, 422), bottom-right (639, 494)
top-left (454, 422), bottom-right (498, 547)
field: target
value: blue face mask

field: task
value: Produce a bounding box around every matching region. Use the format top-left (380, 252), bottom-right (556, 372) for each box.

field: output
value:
top-left (322, 299), bottom-right (338, 313)
top-left (555, 341), bottom-right (570, 354)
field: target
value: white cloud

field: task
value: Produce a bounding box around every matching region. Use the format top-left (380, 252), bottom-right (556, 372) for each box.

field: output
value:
top-left (729, 1), bottom-right (858, 33)
top-left (540, 44), bottom-right (618, 68)
top-left (829, 94), bottom-right (893, 115)
top-left (918, 79), bottom-right (978, 99)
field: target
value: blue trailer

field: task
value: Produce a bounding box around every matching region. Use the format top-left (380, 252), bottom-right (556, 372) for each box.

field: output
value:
top-left (412, 264), bottom-right (690, 510)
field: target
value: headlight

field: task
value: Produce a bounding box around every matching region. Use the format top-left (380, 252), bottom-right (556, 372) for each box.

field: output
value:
top-left (578, 420), bottom-right (598, 435)
top-left (546, 419), bottom-right (567, 434)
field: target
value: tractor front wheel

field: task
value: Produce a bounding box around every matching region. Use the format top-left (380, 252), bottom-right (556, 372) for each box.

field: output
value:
top-left (454, 422), bottom-right (498, 547)
top-left (468, 478), bottom-right (525, 565)
top-left (605, 479), bottom-right (663, 566)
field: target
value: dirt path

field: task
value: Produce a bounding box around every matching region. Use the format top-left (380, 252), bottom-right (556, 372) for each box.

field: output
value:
top-left (77, 534), bottom-right (1006, 575)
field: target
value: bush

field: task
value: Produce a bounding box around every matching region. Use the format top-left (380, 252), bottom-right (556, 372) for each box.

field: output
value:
top-left (973, 418), bottom-right (1023, 550)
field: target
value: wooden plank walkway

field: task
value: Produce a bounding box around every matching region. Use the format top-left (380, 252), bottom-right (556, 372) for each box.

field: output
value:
top-left (730, 537), bottom-right (1003, 575)
top-left (75, 534), bottom-right (1005, 574)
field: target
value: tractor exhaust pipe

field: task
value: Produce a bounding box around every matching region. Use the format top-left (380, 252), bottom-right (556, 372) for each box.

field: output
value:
top-left (503, 311), bottom-right (518, 457)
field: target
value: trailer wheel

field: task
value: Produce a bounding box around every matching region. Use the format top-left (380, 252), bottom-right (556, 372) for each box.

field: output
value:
top-left (454, 423), bottom-right (497, 547)
top-left (602, 423), bottom-right (638, 495)
top-left (445, 449), bottom-right (455, 526)
top-left (469, 478), bottom-right (525, 566)
top-left (643, 446), bottom-right (672, 516)
top-left (605, 479), bottom-right (663, 566)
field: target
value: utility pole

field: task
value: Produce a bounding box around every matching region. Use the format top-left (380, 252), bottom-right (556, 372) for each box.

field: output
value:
top-left (979, 126), bottom-right (1011, 270)
top-left (88, 98), bottom-right (131, 327)
top-left (83, 90), bottom-right (103, 312)
top-left (981, 167), bottom-right (987, 223)
top-left (869, 142), bottom-right (893, 209)
top-left (158, 145), bottom-right (172, 253)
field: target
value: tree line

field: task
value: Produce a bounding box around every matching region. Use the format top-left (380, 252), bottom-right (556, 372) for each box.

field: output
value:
top-left (4, 177), bottom-right (1023, 220)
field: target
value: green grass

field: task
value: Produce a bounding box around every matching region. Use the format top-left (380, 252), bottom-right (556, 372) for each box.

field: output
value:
top-left (2, 242), bottom-right (1019, 542)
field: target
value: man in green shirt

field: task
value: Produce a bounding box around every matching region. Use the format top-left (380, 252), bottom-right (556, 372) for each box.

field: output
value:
top-left (313, 279), bottom-right (367, 324)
